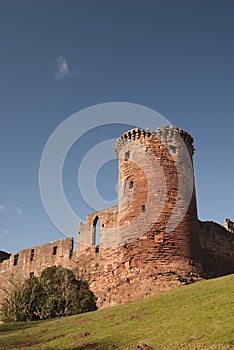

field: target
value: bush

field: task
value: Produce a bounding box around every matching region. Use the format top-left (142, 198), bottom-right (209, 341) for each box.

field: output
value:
top-left (1, 266), bottom-right (97, 322)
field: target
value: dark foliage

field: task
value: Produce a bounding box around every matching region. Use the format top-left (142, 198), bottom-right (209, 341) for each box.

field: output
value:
top-left (1, 266), bottom-right (97, 322)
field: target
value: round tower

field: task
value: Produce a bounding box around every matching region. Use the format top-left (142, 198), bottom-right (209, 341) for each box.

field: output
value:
top-left (115, 126), bottom-right (200, 261)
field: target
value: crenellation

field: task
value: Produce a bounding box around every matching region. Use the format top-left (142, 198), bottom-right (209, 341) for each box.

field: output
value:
top-left (224, 218), bottom-right (234, 233)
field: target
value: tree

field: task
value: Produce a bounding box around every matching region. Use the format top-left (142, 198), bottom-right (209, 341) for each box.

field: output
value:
top-left (0, 266), bottom-right (97, 322)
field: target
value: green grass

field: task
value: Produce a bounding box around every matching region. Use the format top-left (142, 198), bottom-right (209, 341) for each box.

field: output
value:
top-left (0, 275), bottom-right (234, 350)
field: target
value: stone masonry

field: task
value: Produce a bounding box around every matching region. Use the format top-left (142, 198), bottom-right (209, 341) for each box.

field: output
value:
top-left (0, 126), bottom-right (234, 309)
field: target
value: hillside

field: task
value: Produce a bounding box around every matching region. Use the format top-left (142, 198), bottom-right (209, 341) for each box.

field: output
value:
top-left (0, 275), bottom-right (234, 350)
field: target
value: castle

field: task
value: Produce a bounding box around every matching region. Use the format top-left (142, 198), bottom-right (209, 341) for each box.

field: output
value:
top-left (0, 126), bottom-right (234, 309)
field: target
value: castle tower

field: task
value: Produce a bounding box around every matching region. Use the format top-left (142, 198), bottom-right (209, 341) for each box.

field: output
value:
top-left (77, 126), bottom-right (203, 307)
top-left (115, 126), bottom-right (200, 262)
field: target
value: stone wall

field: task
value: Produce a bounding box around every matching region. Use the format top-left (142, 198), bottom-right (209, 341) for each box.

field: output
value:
top-left (78, 206), bottom-right (119, 248)
top-left (0, 251), bottom-right (11, 263)
top-left (199, 221), bottom-right (234, 278)
top-left (0, 238), bottom-right (75, 306)
top-left (77, 237), bottom-right (202, 309)
top-left (0, 238), bottom-right (74, 278)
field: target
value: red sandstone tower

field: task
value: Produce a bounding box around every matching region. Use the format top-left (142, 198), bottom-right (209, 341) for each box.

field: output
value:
top-left (115, 126), bottom-right (200, 263)
top-left (76, 126), bottom-right (204, 307)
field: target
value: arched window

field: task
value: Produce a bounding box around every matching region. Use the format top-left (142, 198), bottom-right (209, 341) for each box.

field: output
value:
top-left (93, 216), bottom-right (100, 246)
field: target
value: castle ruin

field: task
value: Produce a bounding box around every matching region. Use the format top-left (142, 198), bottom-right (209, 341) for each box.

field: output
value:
top-left (0, 126), bottom-right (234, 308)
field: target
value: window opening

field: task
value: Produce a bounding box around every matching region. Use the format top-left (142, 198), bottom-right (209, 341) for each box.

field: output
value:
top-left (124, 151), bottom-right (130, 160)
top-left (30, 248), bottom-right (34, 261)
top-left (52, 246), bottom-right (57, 255)
top-left (69, 239), bottom-right (74, 259)
top-left (170, 145), bottom-right (177, 154)
top-left (93, 216), bottom-right (100, 246)
top-left (129, 181), bottom-right (133, 189)
top-left (13, 254), bottom-right (19, 266)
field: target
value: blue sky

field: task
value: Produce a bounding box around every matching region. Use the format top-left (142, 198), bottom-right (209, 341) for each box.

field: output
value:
top-left (0, 0), bottom-right (233, 253)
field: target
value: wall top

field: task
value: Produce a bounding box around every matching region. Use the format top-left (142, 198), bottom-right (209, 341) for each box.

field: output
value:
top-left (115, 126), bottom-right (195, 156)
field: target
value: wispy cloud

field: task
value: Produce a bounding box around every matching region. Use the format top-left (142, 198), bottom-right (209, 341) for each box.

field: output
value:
top-left (3, 229), bottom-right (8, 235)
top-left (0, 204), bottom-right (6, 213)
top-left (13, 205), bottom-right (22, 215)
top-left (54, 56), bottom-right (78, 81)
top-left (54, 56), bottom-right (70, 80)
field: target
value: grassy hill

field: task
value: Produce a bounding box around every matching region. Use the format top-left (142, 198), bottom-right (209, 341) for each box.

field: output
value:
top-left (0, 274), bottom-right (234, 350)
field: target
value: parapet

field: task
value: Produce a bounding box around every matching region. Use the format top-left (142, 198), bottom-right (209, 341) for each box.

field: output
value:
top-left (224, 218), bottom-right (234, 233)
top-left (115, 126), bottom-right (195, 157)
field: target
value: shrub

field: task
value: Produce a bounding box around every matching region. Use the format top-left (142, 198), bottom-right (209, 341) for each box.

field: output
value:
top-left (1, 266), bottom-right (97, 322)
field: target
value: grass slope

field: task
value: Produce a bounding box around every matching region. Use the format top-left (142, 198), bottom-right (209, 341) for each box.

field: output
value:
top-left (0, 275), bottom-right (234, 350)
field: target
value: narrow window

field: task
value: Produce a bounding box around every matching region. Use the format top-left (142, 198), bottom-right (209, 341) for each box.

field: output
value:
top-left (30, 248), bottom-right (34, 261)
top-left (13, 254), bottom-right (19, 266)
top-left (52, 246), bottom-right (57, 256)
top-left (30, 272), bottom-right (34, 278)
top-left (124, 151), bottom-right (130, 160)
top-left (95, 245), bottom-right (100, 254)
top-left (69, 239), bottom-right (74, 259)
top-left (170, 145), bottom-right (177, 154)
top-left (142, 205), bottom-right (146, 212)
top-left (93, 216), bottom-right (100, 246)
top-left (129, 181), bottom-right (133, 189)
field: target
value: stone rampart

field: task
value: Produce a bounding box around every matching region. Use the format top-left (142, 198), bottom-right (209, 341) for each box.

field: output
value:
top-left (199, 221), bottom-right (234, 278)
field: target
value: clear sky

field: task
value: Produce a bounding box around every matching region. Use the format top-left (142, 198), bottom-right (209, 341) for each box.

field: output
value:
top-left (0, 0), bottom-right (233, 253)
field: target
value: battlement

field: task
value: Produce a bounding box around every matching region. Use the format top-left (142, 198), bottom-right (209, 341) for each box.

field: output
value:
top-left (115, 126), bottom-right (195, 157)
top-left (224, 218), bottom-right (234, 233)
